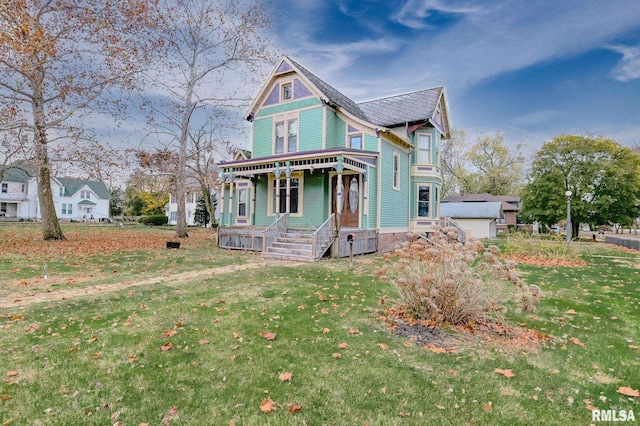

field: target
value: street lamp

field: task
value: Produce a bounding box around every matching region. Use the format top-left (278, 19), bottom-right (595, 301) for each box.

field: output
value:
top-left (565, 190), bottom-right (572, 242)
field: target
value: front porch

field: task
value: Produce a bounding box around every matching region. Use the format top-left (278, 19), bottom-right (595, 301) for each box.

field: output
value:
top-left (218, 213), bottom-right (378, 262)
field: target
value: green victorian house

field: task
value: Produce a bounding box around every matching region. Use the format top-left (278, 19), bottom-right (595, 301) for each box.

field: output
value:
top-left (217, 56), bottom-right (451, 261)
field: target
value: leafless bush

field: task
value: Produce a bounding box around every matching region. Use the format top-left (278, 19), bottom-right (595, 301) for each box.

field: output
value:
top-left (379, 227), bottom-right (539, 326)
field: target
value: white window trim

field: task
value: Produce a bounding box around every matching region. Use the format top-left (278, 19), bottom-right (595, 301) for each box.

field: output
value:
top-left (417, 183), bottom-right (431, 218)
top-left (267, 171), bottom-right (304, 217)
top-left (281, 82), bottom-right (293, 101)
top-left (273, 114), bottom-right (299, 155)
top-left (347, 133), bottom-right (363, 150)
top-left (417, 132), bottom-right (432, 165)
top-left (392, 152), bottom-right (400, 191)
top-left (237, 188), bottom-right (248, 218)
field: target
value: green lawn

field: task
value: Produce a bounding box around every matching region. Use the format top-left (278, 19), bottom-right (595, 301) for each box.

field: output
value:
top-left (0, 228), bottom-right (638, 425)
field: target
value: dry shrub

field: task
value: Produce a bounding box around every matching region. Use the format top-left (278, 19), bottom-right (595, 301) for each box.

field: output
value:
top-left (379, 227), bottom-right (540, 326)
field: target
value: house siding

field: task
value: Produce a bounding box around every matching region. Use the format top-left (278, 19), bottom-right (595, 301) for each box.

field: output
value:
top-left (255, 98), bottom-right (321, 118)
top-left (364, 134), bottom-right (378, 152)
top-left (325, 110), bottom-right (346, 149)
top-left (299, 107), bottom-right (323, 152)
top-left (366, 166), bottom-right (378, 230)
top-left (253, 117), bottom-right (273, 158)
top-left (379, 139), bottom-right (409, 229)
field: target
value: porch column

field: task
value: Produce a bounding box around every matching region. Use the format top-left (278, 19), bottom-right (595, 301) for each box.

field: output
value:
top-left (285, 162), bottom-right (292, 214)
top-left (251, 177), bottom-right (257, 226)
top-left (336, 157), bottom-right (344, 231)
top-left (219, 178), bottom-right (225, 226)
top-left (274, 163), bottom-right (280, 215)
top-left (227, 174), bottom-right (234, 227)
top-left (363, 169), bottom-right (369, 229)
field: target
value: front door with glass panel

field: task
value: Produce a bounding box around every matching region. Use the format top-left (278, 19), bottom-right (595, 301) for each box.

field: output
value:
top-left (332, 175), bottom-right (359, 228)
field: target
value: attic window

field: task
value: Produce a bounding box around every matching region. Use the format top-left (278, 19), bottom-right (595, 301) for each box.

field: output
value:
top-left (80, 190), bottom-right (91, 199)
top-left (282, 83), bottom-right (292, 101)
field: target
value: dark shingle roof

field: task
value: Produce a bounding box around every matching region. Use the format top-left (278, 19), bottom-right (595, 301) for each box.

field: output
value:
top-left (357, 87), bottom-right (443, 127)
top-left (57, 177), bottom-right (110, 200)
top-left (285, 56), bottom-right (370, 122)
top-left (0, 163), bottom-right (36, 183)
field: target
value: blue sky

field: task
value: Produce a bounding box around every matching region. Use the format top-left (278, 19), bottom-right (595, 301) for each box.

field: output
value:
top-left (265, 0), bottom-right (640, 153)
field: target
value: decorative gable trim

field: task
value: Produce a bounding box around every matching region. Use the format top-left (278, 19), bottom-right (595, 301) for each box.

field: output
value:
top-left (264, 84), bottom-right (280, 106)
top-left (275, 59), bottom-right (293, 74)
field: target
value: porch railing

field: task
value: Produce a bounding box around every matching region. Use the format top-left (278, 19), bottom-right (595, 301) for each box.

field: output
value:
top-left (441, 216), bottom-right (468, 244)
top-left (262, 212), bottom-right (289, 252)
top-left (312, 213), bottom-right (336, 260)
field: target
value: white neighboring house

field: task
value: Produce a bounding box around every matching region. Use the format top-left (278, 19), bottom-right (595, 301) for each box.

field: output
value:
top-left (0, 165), bottom-right (111, 221)
top-left (165, 188), bottom-right (200, 226)
top-left (439, 201), bottom-right (504, 239)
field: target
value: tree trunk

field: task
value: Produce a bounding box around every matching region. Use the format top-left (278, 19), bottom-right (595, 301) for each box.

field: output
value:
top-left (32, 74), bottom-right (65, 241)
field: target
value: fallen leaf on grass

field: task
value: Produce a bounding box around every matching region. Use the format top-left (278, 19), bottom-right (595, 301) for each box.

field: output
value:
top-left (6, 371), bottom-right (18, 377)
top-left (162, 407), bottom-right (177, 425)
top-left (160, 342), bottom-right (174, 351)
top-left (378, 343), bottom-right (389, 350)
top-left (449, 370), bottom-right (457, 376)
top-left (338, 342), bottom-right (348, 349)
top-left (483, 402), bottom-right (492, 412)
top-left (570, 337), bottom-right (585, 347)
top-left (198, 339), bottom-right (209, 345)
top-left (494, 368), bottom-right (515, 378)
top-left (128, 355), bottom-right (139, 362)
top-left (629, 345), bottom-right (638, 350)
top-left (162, 330), bottom-right (177, 338)
top-left (260, 332), bottom-right (276, 341)
top-left (279, 372), bottom-right (292, 382)
top-left (322, 328), bottom-right (331, 334)
top-left (288, 403), bottom-right (302, 414)
top-left (332, 353), bottom-right (342, 358)
top-left (0, 395), bottom-right (10, 401)
top-left (260, 397), bottom-right (276, 413)
top-left (617, 387), bottom-right (639, 397)
top-left (348, 328), bottom-right (360, 335)
top-left (92, 352), bottom-right (102, 359)
top-left (425, 344), bottom-right (456, 354)
top-left (565, 309), bottom-right (577, 315)
top-left (87, 336), bottom-right (98, 343)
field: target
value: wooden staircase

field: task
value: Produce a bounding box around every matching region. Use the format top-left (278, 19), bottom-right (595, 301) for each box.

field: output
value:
top-left (262, 230), bottom-right (316, 262)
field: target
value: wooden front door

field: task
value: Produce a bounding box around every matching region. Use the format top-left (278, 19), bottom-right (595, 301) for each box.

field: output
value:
top-left (332, 175), bottom-right (359, 228)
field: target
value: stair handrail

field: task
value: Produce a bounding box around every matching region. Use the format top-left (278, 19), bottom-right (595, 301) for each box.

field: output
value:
top-left (262, 212), bottom-right (289, 252)
top-left (312, 213), bottom-right (336, 259)
top-left (441, 216), bottom-right (468, 244)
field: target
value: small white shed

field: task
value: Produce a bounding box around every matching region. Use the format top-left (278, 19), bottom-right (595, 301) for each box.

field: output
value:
top-left (440, 201), bottom-right (504, 239)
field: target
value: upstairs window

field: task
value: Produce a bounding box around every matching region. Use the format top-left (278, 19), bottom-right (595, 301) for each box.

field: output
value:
top-left (275, 119), bottom-right (298, 154)
top-left (348, 134), bottom-right (362, 150)
top-left (282, 83), bottom-right (292, 101)
top-left (59, 187), bottom-right (64, 196)
top-left (80, 190), bottom-right (91, 199)
top-left (1, 183), bottom-right (7, 193)
top-left (417, 133), bottom-right (432, 164)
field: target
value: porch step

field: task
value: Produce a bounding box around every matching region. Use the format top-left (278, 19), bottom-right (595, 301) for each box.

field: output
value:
top-left (262, 234), bottom-right (315, 262)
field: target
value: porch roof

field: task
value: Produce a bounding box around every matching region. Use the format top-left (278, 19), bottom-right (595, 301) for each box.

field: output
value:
top-left (219, 148), bottom-right (377, 178)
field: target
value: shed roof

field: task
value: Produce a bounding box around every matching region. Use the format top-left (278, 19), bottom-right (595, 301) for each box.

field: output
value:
top-left (440, 201), bottom-right (504, 219)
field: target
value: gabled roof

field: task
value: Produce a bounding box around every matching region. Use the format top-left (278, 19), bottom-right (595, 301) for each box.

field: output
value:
top-left (357, 88), bottom-right (443, 127)
top-left (440, 201), bottom-right (504, 219)
top-left (284, 56), bottom-right (370, 122)
top-left (57, 177), bottom-right (110, 200)
top-left (250, 56), bottom-right (450, 138)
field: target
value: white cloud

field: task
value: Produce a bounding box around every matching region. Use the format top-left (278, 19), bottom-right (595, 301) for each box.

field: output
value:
top-left (510, 110), bottom-right (559, 126)
top-left (391, 0), bottom-right (481, 29)
top-left (609, 44), bottom-right (640, 82)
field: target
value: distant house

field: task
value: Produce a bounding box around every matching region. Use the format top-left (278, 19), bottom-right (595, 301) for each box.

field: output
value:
top-left (441, 193), bottom-right (520, 234)
top-left (0, 164), bottom-right (110, 221)
top-left (440, 201), bottom-right (504, 239)
top-left (216, 56), bottom-right (451, 260)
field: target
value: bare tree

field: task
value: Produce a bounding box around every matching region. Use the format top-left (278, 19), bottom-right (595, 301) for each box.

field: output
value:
top-left (144, 0), bottom-right (273, 238)
top-left (0, 0), bottom-right (160, 240)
